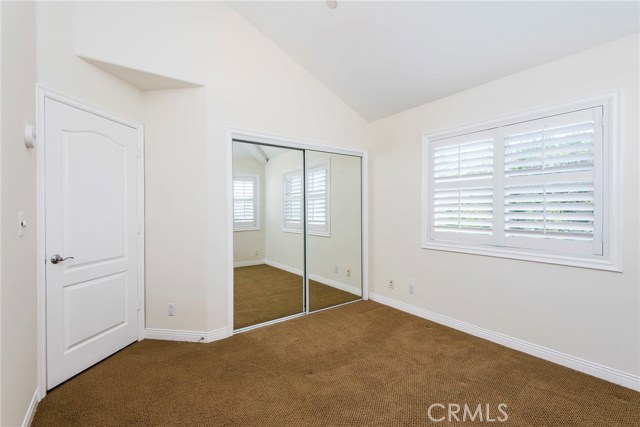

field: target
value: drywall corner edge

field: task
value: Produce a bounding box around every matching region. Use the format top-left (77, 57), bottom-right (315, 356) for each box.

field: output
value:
top-left (20, 388), bottom-right (39, 427)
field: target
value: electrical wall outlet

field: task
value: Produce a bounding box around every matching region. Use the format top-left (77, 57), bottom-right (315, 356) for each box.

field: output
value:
top-left (334, 265), bottom-right (339, 274)
top-left (346, 268), bottom-right (351, 278)
top-left (18, 212), bottom-right (27, 237)
top-left (409, 284), bottom-right (415, 295)
top-left (168, 303), bottom-right (176, 316)
top-left (388, 279), bottom-right (395, 289)
top-left (255, 250), bottom-right (259, 256)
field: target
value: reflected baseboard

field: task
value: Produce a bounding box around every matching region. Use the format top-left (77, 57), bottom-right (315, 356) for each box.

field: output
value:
top-left (234, 259), bottom-right (266, 268)
top-left (264, 259), bottom-right (302, 275)
top-left (309, 274), bottom-right (361, 296)
top-left (264, 259), bottom-right (361, 296)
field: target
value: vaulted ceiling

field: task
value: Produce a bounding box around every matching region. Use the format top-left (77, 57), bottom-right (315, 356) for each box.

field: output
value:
top-left (231, 1), bottom-right (640, 121)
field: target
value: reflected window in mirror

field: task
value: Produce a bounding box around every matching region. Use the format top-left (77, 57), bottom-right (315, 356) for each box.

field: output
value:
top-left (282, 160), bottom-right (330, 237)
top-left (283, 169), bottom-right (303, 232)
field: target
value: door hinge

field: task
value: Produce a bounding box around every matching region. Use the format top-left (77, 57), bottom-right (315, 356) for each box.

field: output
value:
top-left (137, 300), bottom-right (143, 312)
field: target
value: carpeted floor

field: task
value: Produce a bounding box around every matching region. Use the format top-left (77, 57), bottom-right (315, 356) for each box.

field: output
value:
top-left (234, 264), bottom-right (361, 329)
top-left (33, 301), bottom-right (639, 426)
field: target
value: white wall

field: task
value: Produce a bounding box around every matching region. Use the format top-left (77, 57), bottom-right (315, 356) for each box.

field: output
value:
top-left (5, 8), bottom-right (633, 424)
top-left (36, 3), bottom-right (143, 122)
top-left (233, 157), bottom-right (266, 265)
top-left (1, 2), bottom-right (37, 426)
top-left (0, 2), bottom-right (148, 423)
top-left (264, 150), bottom-right (305, 272)
top-left (367, 35), bottom-right (640, 377)
top-left (307, 151), bottom-right (362, 291)
top-left (143, 88), bottom-right (208, 331)
top-left (68, 1), bottom-right (368, 333)
top-left (264, 151), bottom-right (362, 292)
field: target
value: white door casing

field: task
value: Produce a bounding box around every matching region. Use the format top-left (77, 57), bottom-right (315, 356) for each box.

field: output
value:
top-left (44, 97), bottom-right (141, 389)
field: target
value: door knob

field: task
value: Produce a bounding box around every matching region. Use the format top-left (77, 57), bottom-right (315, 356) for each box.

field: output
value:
top-left (51, 254), bottom-right (74, 264)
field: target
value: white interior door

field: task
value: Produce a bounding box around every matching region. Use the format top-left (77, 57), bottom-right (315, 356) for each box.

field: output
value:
top-left (45, 97), bottom-right (141, 389)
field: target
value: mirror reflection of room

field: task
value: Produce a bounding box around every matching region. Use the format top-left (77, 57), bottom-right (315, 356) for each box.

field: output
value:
top-left (233, 142), bottom-right (304, 329)
top-left (306, 151), bottom-right (362, 312)
top-left (232, 141), bottom-right (363, 330)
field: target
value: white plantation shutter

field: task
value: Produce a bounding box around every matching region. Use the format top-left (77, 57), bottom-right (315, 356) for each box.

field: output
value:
top-left (433, 187), bottom-right (493, 235)
top-left (307, 163), bottom-right (329, 234)
top-left (283, 161), bottom-right (330, 235)
top-left (504, 182), bottom-right (595, 239)
top-left (425, 105), bottom-right (605, 260)
top-left (504, 114), bottom-right (595, 177)
top-left (283, 171), bottom-right (303, 230)
top-left (233, 176), bottom-right (259, 230)
top-left (431, 130), bottom-right (495, 244)
top-left (501, 108), bottom-right (602, 255)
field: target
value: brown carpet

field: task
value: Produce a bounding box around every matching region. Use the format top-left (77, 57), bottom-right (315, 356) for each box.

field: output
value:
top-left (33, 301), bottom-right (639, 427)
top-left (234, 264), bottom-right (360, 329)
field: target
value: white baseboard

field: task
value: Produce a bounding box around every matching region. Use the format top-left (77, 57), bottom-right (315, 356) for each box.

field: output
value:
top-left (145, 327), bottom-right (229, 344)
top-left (264, 259), bottom-right (360, 296)
top-left (234, 259), bottom-right (265, 268)
top-left (308, 274), bottom-right (361, 296)
top-left (264, 259), bottom-right (302, 275)
top-left (370, 292), bottom-right (640, 391)
top-left (21, 387), bottom-right (39, 427)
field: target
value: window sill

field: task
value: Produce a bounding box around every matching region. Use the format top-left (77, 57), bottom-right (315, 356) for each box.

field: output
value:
top-left (234, 226), bottom-right (260, 232)
top-left (421, 241), bottom-right (621, 272)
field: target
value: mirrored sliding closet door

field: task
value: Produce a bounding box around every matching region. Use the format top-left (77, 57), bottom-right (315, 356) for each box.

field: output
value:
top-left (232, 140), bottom-right (363, 331)
top-left (232, 142), bottom-right (304, 329)
top-left (306, 151), bottom-right (362, 312)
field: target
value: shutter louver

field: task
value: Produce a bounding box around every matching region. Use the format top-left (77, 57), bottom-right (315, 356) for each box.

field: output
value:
top-left (434, 138), bottom-right (494, 183)
top-left (233, 176), bottom-right (258, 229)
top-left (283, 172), bottom-right (303, 228)
top-left (501, 108), bottom-right (601, 255)
top-left (307, 167), bottom-right (327, 227)
top-left (283, 162), bottom-right (330, 234)
top-left (505, 119), bottom-right (595, 177)
top-left (504, 182), bottom-right (594, 240)
top-left (434, 187), bottom-right (493, 235)
top-left (431, 130), bottom-right (495, 243)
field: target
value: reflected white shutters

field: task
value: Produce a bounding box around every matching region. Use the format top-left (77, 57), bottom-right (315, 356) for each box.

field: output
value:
top-left (233, 176), bottom-right (259, 230)
top-left (283, 162), bottom-right (330, 234)
top-left (307, 165), bottom-right (329, 233)
top-left (428, 107), bottom-right (603, 256)
top-left (283, 171), bottom-right (303, 230)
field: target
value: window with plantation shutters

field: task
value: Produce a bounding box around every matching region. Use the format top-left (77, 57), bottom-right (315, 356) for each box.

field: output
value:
top-left (283, 170), bottom-right (303, 231)
top-left (306, 163), bottom-right (330, 234)
top-left (423, 98), bottom-right (617, 270)
top-left (501, 108), bottom-right (601, 255)
top-left (283, 161), bottom-right (330, 236)
top-left (233, 176), bottom-right (259, 231)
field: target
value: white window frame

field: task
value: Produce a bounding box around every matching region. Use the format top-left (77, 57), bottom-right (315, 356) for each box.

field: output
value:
top-left (282, 160), bottom-right (331, 237)
top-left (233, 175), bottom-right (260, 231)
top-left (422, 92), bottom-right (622, 272)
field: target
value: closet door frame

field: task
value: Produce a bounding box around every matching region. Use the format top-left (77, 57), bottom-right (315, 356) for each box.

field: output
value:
top-left (225, 128), bottom-right (368, 334)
